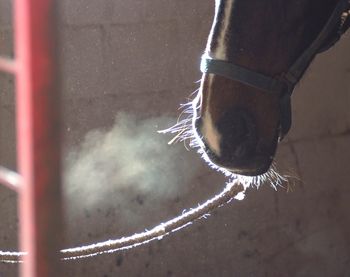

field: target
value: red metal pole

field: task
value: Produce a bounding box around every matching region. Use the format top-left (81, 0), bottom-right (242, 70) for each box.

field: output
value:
top-left (14, 0), bottom-right (63, 276)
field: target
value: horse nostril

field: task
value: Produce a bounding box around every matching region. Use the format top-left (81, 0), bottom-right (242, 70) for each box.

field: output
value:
top-left (217, 109), bottom-right (257, 161)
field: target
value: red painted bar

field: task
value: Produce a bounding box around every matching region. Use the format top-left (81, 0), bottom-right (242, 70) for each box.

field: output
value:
top-left (0, 57), bottom-right (17, 74)
top-left (0, 166), bottom-right (20, 192)
top-left (14, 0), bottom-right (63, 276)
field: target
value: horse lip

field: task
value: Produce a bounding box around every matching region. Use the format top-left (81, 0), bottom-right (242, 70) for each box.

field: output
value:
top-left (227, 163), bottom-right (271, 176)
top-left (205, 150), bottom-right (273, 176)
top-left (208, 151), bottom-right (273, 176)
top-left (195, 122), bottom-right (276, 176)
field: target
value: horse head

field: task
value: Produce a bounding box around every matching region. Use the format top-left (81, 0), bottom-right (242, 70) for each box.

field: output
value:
top-left (186, 0), bottom-right (350, 178)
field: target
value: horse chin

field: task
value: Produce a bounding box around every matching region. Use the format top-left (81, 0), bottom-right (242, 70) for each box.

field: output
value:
top-left (226, 162), bottom-right (272, 177)
top-left (197, 140), bottom-right (273, 176)
top-left (196, 130), bottom-right (277, 177)
top-left (211, 157), bottom-right (273, 177)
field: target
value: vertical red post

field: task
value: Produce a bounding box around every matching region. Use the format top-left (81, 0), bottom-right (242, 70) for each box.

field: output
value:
top-left (14, 0), bottom-right (63, 276)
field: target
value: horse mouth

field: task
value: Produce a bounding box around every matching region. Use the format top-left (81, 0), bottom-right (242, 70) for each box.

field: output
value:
top-left (198, 137), bottom-right (275, 176)
top-left (194, 120), bottom-right (276, 177)
top-left (209, 153), bottom-right (273, 176)
top-left (226, 163), bottom-right (272, 176)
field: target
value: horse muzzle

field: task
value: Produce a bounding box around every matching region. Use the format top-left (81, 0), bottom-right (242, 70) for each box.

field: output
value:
top-left (194, 108), bottom-right (277, 176)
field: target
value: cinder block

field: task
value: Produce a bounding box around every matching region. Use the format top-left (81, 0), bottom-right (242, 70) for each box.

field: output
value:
top-left (60, 0), bottom-right (109, 25)
top-left (169, 0), bottom-right (213, 20)
top-left (0, 73), bottom-right (15, 176)
top-left (272, 137), bottom-right (350, 276)
top-left (62, 86), bottom-right (189, 145)
top-left (294, 136), bottom-right (350, 191)
top-left (0, 72), bottom-right (14, 106)
top-left (289, 34), bottom-right (350, 141)
top-left (60, 27), bottom-right (106, 99)
top-left (112, 0), bottom-right (179, 24)
top-left (0, 183), bottom-right (18, 277)
top-left (0, 28), bottom-right (13, 57)
top-left (112, 0), bottom-right (212, 24)
top-left (109, 21), bottom-right (182, 95)
top-left (0, 0), bottom-right (13, 28)
top-left (60, 0), bottom-right (213, 26)
top-left (0, 103), bottom-right (16, 169)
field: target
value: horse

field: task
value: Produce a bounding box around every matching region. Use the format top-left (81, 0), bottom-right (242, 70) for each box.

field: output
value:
top-left (164, 0), bottom-right (350, 185)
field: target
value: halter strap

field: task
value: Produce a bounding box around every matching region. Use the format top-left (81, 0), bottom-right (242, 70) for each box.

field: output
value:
top-left (200, 58), bottom-right (292, 94)
top-left (287, 0), bottom-right (350, 82)
top-left (200, 0), bottom-right (350, 139)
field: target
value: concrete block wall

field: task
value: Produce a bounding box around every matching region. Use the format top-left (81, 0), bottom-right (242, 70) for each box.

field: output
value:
top-left (0, 3), bottom-right (17, 276)
top-left (0, 1), bottom-right (350, 276)
top-left (58, 0), bottom-right (212, 146)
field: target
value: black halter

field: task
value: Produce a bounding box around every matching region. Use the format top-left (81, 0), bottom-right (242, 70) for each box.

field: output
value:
top-left (200, 0), bottom-right (350, 140)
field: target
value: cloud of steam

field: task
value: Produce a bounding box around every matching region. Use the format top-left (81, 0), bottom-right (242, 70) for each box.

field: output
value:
top-left (63, 112), bottom-right (200, 233)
